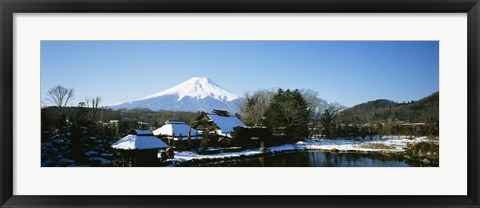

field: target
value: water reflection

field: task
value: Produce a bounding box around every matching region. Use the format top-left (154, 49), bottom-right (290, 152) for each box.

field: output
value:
top-left (192, 151), bottom-right (410, 167)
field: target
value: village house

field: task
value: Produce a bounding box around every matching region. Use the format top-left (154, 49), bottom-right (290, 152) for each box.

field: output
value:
top-left (153, 121), bottom-right (203, 142)
top-left (192, 109), bottom-right (245, 139)
top-left (111, 129), bottom-right (168, 166)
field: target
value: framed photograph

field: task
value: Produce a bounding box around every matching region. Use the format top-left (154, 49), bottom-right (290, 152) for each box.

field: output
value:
top-left (1, 0), bottom-right (479, 207)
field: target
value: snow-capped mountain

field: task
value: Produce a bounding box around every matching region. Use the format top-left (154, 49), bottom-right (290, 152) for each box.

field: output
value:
top-left (109, 77), bottom-right (242, 113)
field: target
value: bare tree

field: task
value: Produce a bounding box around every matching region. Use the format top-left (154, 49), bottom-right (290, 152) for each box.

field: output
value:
top-left (46, 85), bottom-right (75, 115)
top-left (85, 96), bottom-right (103, 122)
top-left (300, 89), bottom-right (329, 120)
top-left (299, 89), bottom-right (332, 138)
top-left (298, 89), bottom-right (348, 138)
top-left (328, 102), bottom-right (346, 113)
top-left (239, 89), bottom-right (274, 126)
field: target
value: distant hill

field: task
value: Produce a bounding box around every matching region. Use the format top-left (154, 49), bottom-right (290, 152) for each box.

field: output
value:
top-left (337, 92), bottom-right (439, 124)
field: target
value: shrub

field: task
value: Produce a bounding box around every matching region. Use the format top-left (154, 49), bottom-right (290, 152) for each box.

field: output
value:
top-left (404, 141), bottom-right (439, 166)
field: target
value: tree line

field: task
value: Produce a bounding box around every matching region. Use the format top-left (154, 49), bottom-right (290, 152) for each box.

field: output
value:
top-left (239, 89), bottom-right (439, 142)
top-left (239, 88), bottom-right (345, 143)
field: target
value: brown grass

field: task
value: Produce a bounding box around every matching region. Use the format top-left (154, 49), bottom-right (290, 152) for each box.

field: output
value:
top-left (358, 143), bottom-right (395, 150)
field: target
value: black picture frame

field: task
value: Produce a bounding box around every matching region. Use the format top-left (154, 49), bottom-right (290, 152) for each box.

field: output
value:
top-left (1, 0), bottom-right (479, 207)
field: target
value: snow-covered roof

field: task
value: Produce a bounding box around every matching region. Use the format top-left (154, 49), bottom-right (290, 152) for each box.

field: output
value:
top-left (205, 113), bottom-right (245, 136)
top-left (111, 134), bottom-right (168, 150)
top-left (153, 121), bottom-right (203, 140)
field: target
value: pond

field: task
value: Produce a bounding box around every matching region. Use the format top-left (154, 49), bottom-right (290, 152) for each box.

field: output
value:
top-left (188, 151), bottom-right (410, 167)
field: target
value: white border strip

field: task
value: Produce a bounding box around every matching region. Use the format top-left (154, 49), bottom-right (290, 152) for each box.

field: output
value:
top-left (13, 13), bottom-right (467, 195)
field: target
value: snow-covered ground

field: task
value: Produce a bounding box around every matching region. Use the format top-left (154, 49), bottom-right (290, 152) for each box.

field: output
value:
top-left (169, 136), bottom-right (437, 164)
top-left (300, 136), bottom-right (434, 152)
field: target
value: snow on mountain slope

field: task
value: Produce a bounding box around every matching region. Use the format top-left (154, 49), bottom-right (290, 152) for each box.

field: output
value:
top-left (109, 77), bottom-right (242, 113)
top-left (140, 77), bottom-right (239, 101)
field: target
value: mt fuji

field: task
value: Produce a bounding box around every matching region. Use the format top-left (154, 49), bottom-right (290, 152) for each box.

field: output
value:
top-left (109, 77), bottom-right (243, 113)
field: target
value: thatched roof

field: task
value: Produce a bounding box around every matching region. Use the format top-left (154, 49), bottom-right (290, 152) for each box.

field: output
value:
top-left (204, 112), bottom-right (245, 137)
top-left (112, 130), bottom-right (168, 150)
top-left (152, 121), bottom-right (203, 141)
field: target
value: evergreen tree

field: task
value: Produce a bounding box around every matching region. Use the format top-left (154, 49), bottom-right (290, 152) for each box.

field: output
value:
top-left (265, 89), bottom-right (309, 142)
top-left (321, 108), bottom-right (335, 138)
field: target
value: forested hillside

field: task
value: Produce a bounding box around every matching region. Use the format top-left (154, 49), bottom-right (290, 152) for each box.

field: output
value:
top-left (337, 92), bottom-right (439, 124)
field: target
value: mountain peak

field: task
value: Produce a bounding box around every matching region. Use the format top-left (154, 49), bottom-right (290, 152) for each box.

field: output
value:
top-left (109, 77), bottom-right (242, 112)
top-left (138, 77), bottom-right (240, 102)
top-left (187, 76), bottom-right (210, 82)
top-left (183, 76), bottom-right (214, 87)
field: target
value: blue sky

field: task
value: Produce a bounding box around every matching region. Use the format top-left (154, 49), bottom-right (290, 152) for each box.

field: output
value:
top-left (41, 41), bottom-right (439, 107)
